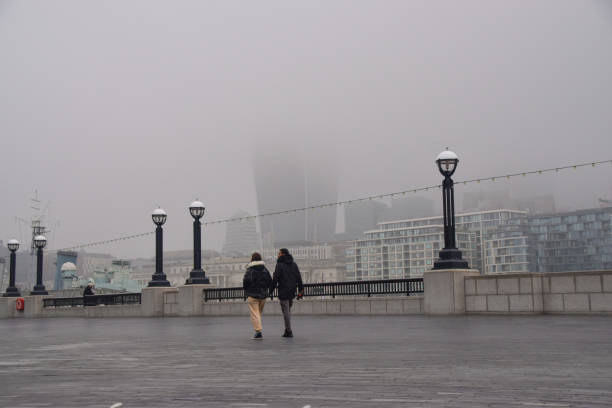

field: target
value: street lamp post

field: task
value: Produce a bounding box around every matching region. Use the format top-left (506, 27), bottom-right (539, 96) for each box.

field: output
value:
top-left (186, 200), bottom-right (210, 284)
top-left (148, 208), bottom-right (170, 287)
top-left (433, 149), bottom-right (469, 270)
top-left (3, 239), bottom-right (21, 297)
top-left (30, 235), bottom-right (49, 295)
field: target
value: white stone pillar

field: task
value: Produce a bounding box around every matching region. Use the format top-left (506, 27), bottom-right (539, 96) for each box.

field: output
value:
top-left (0, 297), bottom-right (18, 318)
top-left (424, 269), bottom-right (479, 314)
top-left (141, 287), bottom-right (178, 317)
top-left (24, 295), bottom-right (47, 318)
top-left (178, 284), bottom-right (215, 316)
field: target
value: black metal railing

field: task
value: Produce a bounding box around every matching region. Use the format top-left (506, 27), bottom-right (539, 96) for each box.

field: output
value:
top-left (203, 278), bottom-right (424, 302)
top-left (43, 293), bottom-right (141, 308)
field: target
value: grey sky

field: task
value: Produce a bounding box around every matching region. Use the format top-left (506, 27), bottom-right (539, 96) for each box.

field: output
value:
top-left (1, 0), bottom-right (611, 258)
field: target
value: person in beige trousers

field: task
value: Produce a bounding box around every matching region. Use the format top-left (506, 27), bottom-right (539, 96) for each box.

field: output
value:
top-left (243, 252), bottom-right (272, 339)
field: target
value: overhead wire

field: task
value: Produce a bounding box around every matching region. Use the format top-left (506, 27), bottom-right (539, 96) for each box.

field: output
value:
top-left (54, 158), bottom-right (612, 251)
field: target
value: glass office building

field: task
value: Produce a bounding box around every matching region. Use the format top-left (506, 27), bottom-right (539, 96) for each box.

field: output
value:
top-left (484, 207), bottom-right (612, 273)
top-left (528, 207), bottom-right (612, 272)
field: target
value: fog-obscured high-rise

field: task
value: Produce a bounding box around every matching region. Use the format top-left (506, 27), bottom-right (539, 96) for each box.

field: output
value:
top-left (304, 158), bottom-right (338, 243)
top-left (253, 144), bottom-right (338, 247)
top-left (382, 197), bottom-right (434, 222)
top-left (222, 211), bottom-right (259, 256)
top-left (344, 197), bottom-right (435, 239)
top-left (462, 190), bottom-right (556, 214)
top-left (344, 201), bottom-right (388, 239)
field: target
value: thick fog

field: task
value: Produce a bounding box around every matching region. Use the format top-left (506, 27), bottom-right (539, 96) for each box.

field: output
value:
top-left (1, 0), bottom-right (611, 258)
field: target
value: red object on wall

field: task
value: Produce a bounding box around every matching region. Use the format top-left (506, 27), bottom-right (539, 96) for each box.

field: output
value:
top-left (16, 298), bottom-right (25, 311)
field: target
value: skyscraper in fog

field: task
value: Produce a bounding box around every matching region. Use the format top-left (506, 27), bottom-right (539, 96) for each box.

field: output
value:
top-left (382, 197), bottom-right (434, 222)
top-left (304, 157), bottom-right (338, 243)
top-left (343, 197), bottom-right (435, 240)
top-left (253, 144), bottom-right (338, 247)
top-left (344, 200), bottom-right (388, 239)
top-left (222, 211), bottom-right (259, 256)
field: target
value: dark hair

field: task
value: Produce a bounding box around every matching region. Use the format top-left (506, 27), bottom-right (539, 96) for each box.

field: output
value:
top-left (279, 248), bottom-right (290, 256)
top-left (251, 252), bottom-right (262, 262)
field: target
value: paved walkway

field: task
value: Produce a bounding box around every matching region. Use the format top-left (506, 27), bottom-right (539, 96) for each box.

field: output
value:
top-left (1, 315), bottom-right (612, 407)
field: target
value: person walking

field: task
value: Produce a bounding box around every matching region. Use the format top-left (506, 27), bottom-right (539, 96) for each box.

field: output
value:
top-left (271, 248), bottom-right (304, 338)
top-left (243, 252), bottom-right (272, 340)
top-left (83, 281), bottom-right (95, 306)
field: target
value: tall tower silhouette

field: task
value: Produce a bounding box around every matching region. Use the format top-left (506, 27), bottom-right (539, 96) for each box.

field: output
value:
top-left (253, 143), bottom-right (337, 247)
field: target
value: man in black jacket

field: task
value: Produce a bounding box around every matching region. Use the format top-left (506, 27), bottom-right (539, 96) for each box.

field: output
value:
top-left (83, 282), bottom-right (95, 306)
top-left (243, 252), bottom-right (272, 339)
top-left (271, 248), bottom-right (304, 338)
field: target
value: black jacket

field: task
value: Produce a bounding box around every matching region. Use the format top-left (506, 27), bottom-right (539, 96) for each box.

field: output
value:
top-left (83, 286), bottom-right (94, 296)
top-left (243, 261), bottom-right (272, 299)
top-left (272, 254), bottom-right (304, 301)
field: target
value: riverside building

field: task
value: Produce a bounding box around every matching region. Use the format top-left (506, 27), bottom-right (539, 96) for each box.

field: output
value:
top-left (485, 206), bottom-right (612, 274)
top-left (347, 206), bottom-right (612, 279)
top-left (345, 210), bottom-right (526, 279)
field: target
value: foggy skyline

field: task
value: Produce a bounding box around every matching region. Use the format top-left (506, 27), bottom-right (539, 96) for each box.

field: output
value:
top-left (1, 0), bottom-right (612, 258)
top-left (254, 141), bottom-right (339, 246)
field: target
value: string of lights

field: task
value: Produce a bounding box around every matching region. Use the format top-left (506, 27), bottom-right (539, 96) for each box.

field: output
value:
top-left (54, 158), bottom-right (612, 251)
top-left (55, 232), bottom-right (155, 251)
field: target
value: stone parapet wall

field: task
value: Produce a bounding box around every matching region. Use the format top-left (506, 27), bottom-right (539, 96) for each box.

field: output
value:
top-left (0, 297), bottom-right (20, 319)
top-left (202, 296), bottom-right (424, 316)
top-left (40, 304), bottom-right (142, 318)
top-left (3, 271), bottom-right (611, 318)
top-left (465, 273), bottom-right (544, 314)
top-left (1, 293), bottom-right (422, 319)
top-left (465, 271), bottom-right (612, 314)
top-left (542, 271), bottom-right (612, 313)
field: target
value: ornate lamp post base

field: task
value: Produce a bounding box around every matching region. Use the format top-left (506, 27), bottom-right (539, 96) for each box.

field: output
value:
top-left (148, 274), bottom-right (171, 287)
top-left (30, 285), bottom-right (48, 296)
top-left (186, 269), bottom-right (210, 285)
top-left (3, 286), bottom-right (21, 297)
top-left (433, 248), bottom-right (469, 270)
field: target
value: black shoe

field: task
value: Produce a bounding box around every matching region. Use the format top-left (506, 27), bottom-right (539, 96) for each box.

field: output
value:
top-left (252, 331), bottom-right (263, 340)
top-left (282, 330), bottom-right (293, 338)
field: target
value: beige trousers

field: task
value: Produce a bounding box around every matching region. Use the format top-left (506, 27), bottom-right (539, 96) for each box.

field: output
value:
top-left (247, 297), bottom-right (266, 332)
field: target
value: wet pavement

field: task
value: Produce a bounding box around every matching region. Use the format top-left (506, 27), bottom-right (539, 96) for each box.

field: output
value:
top-left (1, 315), bottom-right (612, 407)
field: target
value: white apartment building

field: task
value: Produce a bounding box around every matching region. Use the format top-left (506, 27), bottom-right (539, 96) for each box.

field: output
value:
top-left (345, 210), bottom-right (527, 280)
top-left (262, 244), bottom-right (334, 262)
